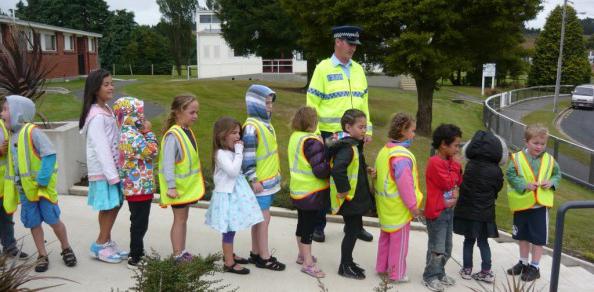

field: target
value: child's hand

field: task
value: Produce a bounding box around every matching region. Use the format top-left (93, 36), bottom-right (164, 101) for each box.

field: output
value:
top-left (411, 208), bottom-right (421, 218)
top-left (337, 191), bottom-right (348, 199)
top-left (142, 120), bottom-right (152, 132)
top-left (0, 141), bottom-right (8, 156)
top-left (525, 183), bottom-right (538, 191)
top-left (167, 188), bottom-right (178, 198)
top-left (445, 197), bottom-right (457, 208)
top-left (364, 135), bottom-right (372, 145)
top-left (540, 181), bottom-right (553, 189)
top-left (366, 167), bottom-right (377, 178)
top-left (251, 181), bottom-right (264, 194)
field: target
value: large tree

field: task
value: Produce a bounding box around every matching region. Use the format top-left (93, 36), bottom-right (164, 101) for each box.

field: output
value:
top-left (528, 5), bottom-right (591, 86)
top-left (100, 10), bottom-right (136, 68)
top-left (364, 0), bottom-right (541, 136)
top-left (156, 0), bottom-right (197, 76)
top-left (122, 25), bottom-right (172, 74)
top-left (215, 0), bottom-right (299, 59)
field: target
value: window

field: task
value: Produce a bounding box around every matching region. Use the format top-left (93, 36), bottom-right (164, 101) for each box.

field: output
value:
top-left (575, 87), bottom-right (594, 96)
top-left (199, 14), bottom-right (220, 23)
top-left (64, 34), bottom-right (74, 51)
top-left (42, 33), bottom-right (56, 51)
top-left (20, 30), bottom-right (34, 51)
top-left (88, 37), bottom-right (96, 52)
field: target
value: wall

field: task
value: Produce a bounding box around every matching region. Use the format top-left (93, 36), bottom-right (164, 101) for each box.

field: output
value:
top-left (197, 33), bottom-right (262, 79)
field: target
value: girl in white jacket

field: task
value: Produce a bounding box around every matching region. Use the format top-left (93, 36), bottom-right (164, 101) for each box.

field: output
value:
top-left (79, 69), bottom-right (127, 264)
top-left (205, 117), bottom-right (263, 275)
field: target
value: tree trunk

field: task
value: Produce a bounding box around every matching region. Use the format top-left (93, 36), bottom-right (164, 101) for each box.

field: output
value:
top-left (304, 56), bottom-right (317, 90)
top-left (415, 77), bottom-right (436, 137)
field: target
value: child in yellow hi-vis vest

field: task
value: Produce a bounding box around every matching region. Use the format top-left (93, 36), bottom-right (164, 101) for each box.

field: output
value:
top-left (506, 124), bottom-right (560, 282)
top-left (1, 95), bottom-right (76, 272)
top-left (158, 95), bottom-right (205, 263)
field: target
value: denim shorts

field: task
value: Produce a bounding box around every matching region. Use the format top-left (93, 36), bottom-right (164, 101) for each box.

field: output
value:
top-left (20, 194), bottom-right (61, 228)
top-left (256, 195), bottom-right (274, 210)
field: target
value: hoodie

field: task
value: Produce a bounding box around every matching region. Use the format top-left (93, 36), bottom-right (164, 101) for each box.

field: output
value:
top-left (113, 97), bottom-right (158, 200)
top-left (80, 103), bottom-right (120, 184)
top-left (327, 133), bottom-right (372, 216)
top-left (241, 84), bottom-right (281, 196)
top-left (455, 130), bottom-right (505, 223)
top-left (5, 95), bottom-right (56, 193)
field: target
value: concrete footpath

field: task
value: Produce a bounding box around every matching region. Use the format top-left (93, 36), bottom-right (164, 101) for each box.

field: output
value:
top-left (14, 196), bottom-right (593, 291)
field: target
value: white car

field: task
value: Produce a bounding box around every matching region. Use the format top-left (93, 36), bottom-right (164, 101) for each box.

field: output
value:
top-left (571, 84), bottom-right (594, 109)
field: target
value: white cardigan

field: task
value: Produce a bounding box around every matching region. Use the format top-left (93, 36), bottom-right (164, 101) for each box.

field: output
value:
top-left (213, 144), bottom-right (244, 193)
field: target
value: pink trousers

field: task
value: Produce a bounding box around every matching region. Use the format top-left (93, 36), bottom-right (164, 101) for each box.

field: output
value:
top-left (376, 222), bottom-right (410, 280)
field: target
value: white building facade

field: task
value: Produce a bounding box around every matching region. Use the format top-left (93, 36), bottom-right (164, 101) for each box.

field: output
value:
top-left (195, 10), bottom-right (306, 79)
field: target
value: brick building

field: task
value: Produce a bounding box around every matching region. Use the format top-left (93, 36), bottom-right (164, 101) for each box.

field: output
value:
top-left (0, 15), bottom-right (102, 79)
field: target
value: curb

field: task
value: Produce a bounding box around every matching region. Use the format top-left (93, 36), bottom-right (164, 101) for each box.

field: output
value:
top-left (554, 107), bottom-right (586, 147)
top-left (68, 185), bottom-right (594, 274)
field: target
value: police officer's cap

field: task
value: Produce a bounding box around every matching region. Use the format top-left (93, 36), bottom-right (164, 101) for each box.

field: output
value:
top-left (332, 25), bottom-right (362, 45)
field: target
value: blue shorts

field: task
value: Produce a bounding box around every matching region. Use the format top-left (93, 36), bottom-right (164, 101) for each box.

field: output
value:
top-left (256, 195), bottom-right (274, 210)
top-left (512, 207), bottom-right (548, 246)
top-left (20, 194), bottom-right (61, 228)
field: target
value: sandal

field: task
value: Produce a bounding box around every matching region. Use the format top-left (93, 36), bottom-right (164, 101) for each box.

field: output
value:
top-left (35, 255), bottom-right (49, 273)
top-left (224, 262), bottom-right (250, 275)
top-left (233, 253), bottom-right (249, 265)
top-left (61, 247), bottom-right (77, 267)
top-left (256, 255), bottom-right (286, 271)
top-left (296, 254), bottom-right (317, 265)
top-left (247, 251), bottom-right (259, 264)
top-left (301, 264), bottom-right (326, 278)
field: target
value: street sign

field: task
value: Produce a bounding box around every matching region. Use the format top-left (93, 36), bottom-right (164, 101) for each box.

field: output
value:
top-left (483, 63), bottom-right (496, 77)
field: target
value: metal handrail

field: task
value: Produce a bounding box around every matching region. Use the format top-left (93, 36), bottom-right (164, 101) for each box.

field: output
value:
top-left (550, 201), bottom-right (594, 292)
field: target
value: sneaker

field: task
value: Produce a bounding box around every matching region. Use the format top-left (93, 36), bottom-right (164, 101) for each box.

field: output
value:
top-left (175, 251), bottom-right (194, 264)
top-left (472, 270), bottom-right (495, 283)
top-left (90, 242), bottom-right (122, 263)
top-left (127, 256), bottom-right (147, 269)
top-left (312, 230), bottom-right (325, 243)
top-left (521, 265), bottom-right (540, 282)
top-left (439, 274), bottom-right (456, 286)
top-left (4, 247), bottom-right (29, 260)
top-left (338, 262), bottom-right (365, 280)
top-left (459, 268), bottom-right (472, 280)
top-left (423, 278), bottom-right (445, 292)
top-left (391, 275), bottom-right (409, 283)
top-left (107, 240), bottom-right (129, 259)
top-left (507, 261), bottom-right (527, 276)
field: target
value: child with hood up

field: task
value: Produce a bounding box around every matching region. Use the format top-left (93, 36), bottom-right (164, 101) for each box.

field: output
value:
top-left (454, 130), bottom-right (507, 283)
top-left (113, 97), bottom-right (158, 268)
top-left (1, 95), bottom-right (77, 272)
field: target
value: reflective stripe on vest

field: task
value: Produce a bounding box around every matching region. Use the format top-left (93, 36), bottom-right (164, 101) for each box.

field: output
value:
top-left (329, 145), bottom-right (359, 214)
top-left (0, 119), bottom-right (8, 199)
top-left (288, 132), bottom-right (329, 199)
top-left (5, 124), bottom-right (59, 207)
top-left (307, 59), bottom-right (372, 134)
top-left (244, 117), bottom-right (280, 182)
top-left (158, 125), bottom-right (205, 207)
top-left (374, 145), bottom-right (423, 232)
top-left (507, 151), bottom-right (555, 212)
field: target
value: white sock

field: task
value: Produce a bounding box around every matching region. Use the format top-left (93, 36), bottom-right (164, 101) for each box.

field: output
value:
top-left (530, 262), bottom-right (540, 269)
top-left (520, 257), bottom-right (529, 265)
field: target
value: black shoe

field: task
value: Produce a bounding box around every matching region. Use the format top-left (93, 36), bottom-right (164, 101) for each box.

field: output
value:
top-left (4, 247), bottom-right (29, 259)
top-left (507, 261), bottom-right (527, 276)
top-left (224, 262), bottom-right (250, 275)
top-left (255, 255), bottom-right (286, 271)
top-left (312, 230), bottom-right (325, 243)
top-left (127, 256), bottom-right (146, 269)
top-left (357, 228), bottom-right (373, 242)
top-left (35, 255), bottom-right (49, 273)
top-left (521, 265), bottom-right (540, 282)
top-left (338, 263), bottom-right (366, 280)
top-left (351, 261), bottom-right (366, 273)
top-left (247, 252), bottom-right (259, 264)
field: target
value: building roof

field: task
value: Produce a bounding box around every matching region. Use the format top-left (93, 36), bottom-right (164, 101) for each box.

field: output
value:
top-left (0, 15), bottom-right (102, 38)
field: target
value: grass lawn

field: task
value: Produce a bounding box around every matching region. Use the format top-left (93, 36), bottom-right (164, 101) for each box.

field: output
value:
top-left (39, 75), bottom-right (594, 262)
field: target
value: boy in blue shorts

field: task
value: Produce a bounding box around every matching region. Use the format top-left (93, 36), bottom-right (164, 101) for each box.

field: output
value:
top-left (1, 95), bottom-right (77, 272)
top-left (242, 85), bottom-right (285, 271)
top-left (506, 124), bottom-right (560, 282)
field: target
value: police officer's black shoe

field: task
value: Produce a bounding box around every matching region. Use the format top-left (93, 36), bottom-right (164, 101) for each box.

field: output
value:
top-left (338, 263), bottom-right (365, 280)
top-left (520, 265), bottom-right (540, 282)
top-left (506, 261), bottom-right (527, 276)
top-left (312, 230), bottom-right (325, 243)
top-left (357, 228), bottom-right (373, 242)
top-left (3, 247), bottom-right (29, 259)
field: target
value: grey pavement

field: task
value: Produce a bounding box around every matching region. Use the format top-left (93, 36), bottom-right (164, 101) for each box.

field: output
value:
top-left (14, 195), bottom-right (593, 292)
top-left (560, 108), bottom-right (594, 149)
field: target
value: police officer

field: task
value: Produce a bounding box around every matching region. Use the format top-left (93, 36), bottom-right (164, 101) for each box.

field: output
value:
top-left (306, 25), bottom-right (374, 243)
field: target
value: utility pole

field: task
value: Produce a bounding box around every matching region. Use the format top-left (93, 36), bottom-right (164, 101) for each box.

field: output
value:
top-left (553, 0), bottom-right (568, 113)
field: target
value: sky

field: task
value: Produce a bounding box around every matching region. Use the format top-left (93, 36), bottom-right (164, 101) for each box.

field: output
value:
top-left (1, 0), bottom-right (593, 29)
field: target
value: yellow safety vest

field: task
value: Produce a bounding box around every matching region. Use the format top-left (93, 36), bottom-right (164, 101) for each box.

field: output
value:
top-left (306, 58), bottom-right (372, 135)
top-left (4, 123), bottom-right (59, 214)
top-left (507, 151), bottom-right (555, 212)
top-left (243, 117), bottom-right (280, 182)
top-left (329, 145), bottom-right (359, 214)
top-left (375, 145), bottom-right (423, 233)
top-left (158, 125), bottom-right (205, 207)
top-left (288, 131), bottom-right (329, 200)
top-left (0, 119), bottom-right (8, 199)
